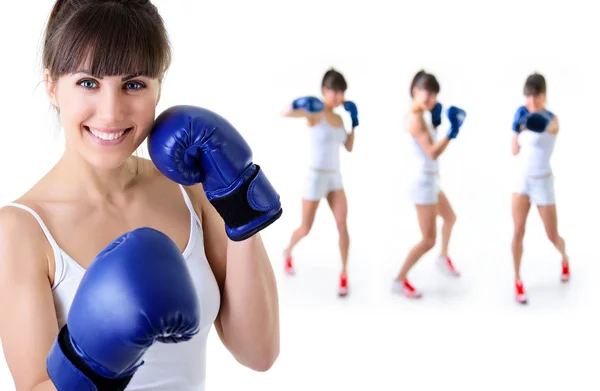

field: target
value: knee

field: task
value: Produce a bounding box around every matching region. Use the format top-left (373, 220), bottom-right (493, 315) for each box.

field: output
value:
top-left (546, 231), bottom-right (560, 244)
top-left (422, 235), bottom-right (436, 251)
top-left (445, 212), bottom-right (457, 226)
top-left (513, 227), bottom-right (525, 242)
top-left (336, 221), bottom-right (348, 235)
top-left (297, 224), bottom-right (312, 237)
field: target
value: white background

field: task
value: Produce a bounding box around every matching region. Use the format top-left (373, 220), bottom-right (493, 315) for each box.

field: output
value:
top-left (1, 0), bottom-right (599, 390)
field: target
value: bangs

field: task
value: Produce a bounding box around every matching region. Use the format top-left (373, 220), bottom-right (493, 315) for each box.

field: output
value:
top-left (45, 2), bottom-right (170, 79)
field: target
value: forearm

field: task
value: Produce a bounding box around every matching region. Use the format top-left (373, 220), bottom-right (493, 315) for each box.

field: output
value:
top-left (218, 234), bottom-right (280, 370)
top-left (512, 134), bottom-right (520, 155)
top-left (344, 130), bottom-right (355, 152)
top-left (430, 137), bottom-right (451, 159)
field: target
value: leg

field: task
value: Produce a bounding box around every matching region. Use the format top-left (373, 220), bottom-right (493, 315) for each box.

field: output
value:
top-left (512, 193), bottom-right (531, 280)
top-left (326, 189), bottom-right (349, 274)
top-left (436, 191), bottom-right (456, 258)
top-left (396, 204), bottom-right (437, 281)
top-left (284, 199), bottom-right (320, 258)
top-left (537, 204), bottom-right (569, 281)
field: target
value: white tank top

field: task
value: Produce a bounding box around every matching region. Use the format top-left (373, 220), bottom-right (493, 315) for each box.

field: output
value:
top-left (6, 185), bottom-right (221, 391)
top-left (516, 129), bottom-right (557, 176)
top-left (307, 117), bottom-right (348, 171)
top-left (405, 111), bottom-right (439, 175)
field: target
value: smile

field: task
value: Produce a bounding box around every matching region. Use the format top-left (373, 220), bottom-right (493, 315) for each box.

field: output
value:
top-left (85, 126), bottom-right (132, 143)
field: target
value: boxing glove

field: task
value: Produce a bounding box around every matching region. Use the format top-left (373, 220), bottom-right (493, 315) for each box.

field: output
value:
top-left (431, 103), bottom-right (442, 128)
top-left (343, 101), bottom-right (359, 128)
top-left (46, 227), bottom-right (200, 391)
top-left (292, 96), bottom-right (324, 113)
top-left (446, 106), bottom-right (466, 139)
top-left (148, 105), bottom-right (282, 241)
top-left (512, 105), bottom-right (529, 133)
top-left (524, 110), bottom-right (554, 133)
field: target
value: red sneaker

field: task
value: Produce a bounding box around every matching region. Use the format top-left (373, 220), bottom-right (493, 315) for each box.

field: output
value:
top-left (437, 255), bottom-right (460, 277)
top-left (515, 279), bottom-right (527, 304)
top-left (284, 253), bottom-right (295, 276)
top-left (338, 272), bottom-right (348, 297)
top-left (561, 261), bottom-right (570, 283)
top-left (392, 278), bottom-right (422, 299)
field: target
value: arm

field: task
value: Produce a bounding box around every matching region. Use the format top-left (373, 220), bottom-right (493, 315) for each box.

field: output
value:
top-left (185, 184), bottom-right (280, 372)
top-left (547, 115), bottom-right (559, 135)
top-left (344, 129), bottom-right (355, 152)
top-left (281, 96), bottom-right (323, 126)
top-left (512, 132), bottom-right (520, 155)
top-left (408, 113), bottom-right (450, 160)
top-left (0, 207), bottom-right (59, 391)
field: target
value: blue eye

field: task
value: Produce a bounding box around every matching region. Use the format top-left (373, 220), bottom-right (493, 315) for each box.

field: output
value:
top-left (125, 81), bottom-right (146, 90)
top-left (79, 80), bottom-right (97, 89)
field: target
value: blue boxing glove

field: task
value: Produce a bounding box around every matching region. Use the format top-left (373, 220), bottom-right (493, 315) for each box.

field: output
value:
top-left (343, 101), bottom-right (359, 128)
top-left (524, 110), bottom-right (554, 133)
top-left (446, 106), bottom-right (466, 139)
top-left (292, 96), bottom-right (324, 113)
top-left (512, 105), bottom-right (530, 133)
top-left (148, 105), bottom-right (282, 241)
top-left (46, 228), bottom-right (200, 391)
top-left (431, 103), bottom-right (442, 128)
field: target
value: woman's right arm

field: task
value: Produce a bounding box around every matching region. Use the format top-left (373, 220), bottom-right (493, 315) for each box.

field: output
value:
top-left (280, 97), bottom-right (323, 126)
top-left (512, 132), bottom-right (520, 155)
top-left (0, 206), bottom-right (59, 391)
top-left (408, 113), bottom-right (450, 160)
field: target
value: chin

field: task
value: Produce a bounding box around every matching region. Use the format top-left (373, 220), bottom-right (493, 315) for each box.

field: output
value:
top-left (84, 151), bottom-right (134, 170)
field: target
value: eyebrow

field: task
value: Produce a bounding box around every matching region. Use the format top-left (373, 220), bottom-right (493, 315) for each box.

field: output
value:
top-left (74, 70), bottom-right (143, 81)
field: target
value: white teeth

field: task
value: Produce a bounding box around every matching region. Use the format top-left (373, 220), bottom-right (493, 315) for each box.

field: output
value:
top-left (89, 128), bottom-right (126, 141)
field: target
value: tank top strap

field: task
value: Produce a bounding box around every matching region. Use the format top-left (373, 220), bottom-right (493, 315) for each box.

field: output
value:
top-left (3, 202), bottom-right (65, 289)
top-left (178, 185), bottom-right (201, 226)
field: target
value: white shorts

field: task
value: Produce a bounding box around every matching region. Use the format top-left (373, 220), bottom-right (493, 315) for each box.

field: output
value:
top-left (302, 170), bottom-right (343, 201)
top-left (513, 174), bottom-right (555, 205)
top-left (409, 173), bottom-right (440, 205)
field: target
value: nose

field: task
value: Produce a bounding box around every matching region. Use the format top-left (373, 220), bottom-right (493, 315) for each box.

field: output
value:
top-left (97, 86), bottom-right (124, 122)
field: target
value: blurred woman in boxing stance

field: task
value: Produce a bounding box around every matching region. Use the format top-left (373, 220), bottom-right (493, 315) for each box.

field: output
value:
top-left (281, 68), bottom-right (359, 297)
top-left (510, 72), bottom-right (570, 304)
top-left (393, 70), bottom-right (466, 299)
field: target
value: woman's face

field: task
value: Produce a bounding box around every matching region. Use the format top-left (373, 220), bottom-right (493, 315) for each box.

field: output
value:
top-left (45, 69), bottom-right (161, 169)
top-left (413, 88), bottom-right (437, 111)
top-left (322, 87), bottom-right (345, 108)
top-left (525, 92), bottom-right (546, 112)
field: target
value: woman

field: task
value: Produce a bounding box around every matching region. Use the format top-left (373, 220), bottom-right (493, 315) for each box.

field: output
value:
top-left (281, 68), bottom-right (359, 297)
top-left (393, 70), bottom-right (466, 299)
top-left (511, 72), bottom-right (570, 304)
top-left (0, 1), bottom-right (280, 390)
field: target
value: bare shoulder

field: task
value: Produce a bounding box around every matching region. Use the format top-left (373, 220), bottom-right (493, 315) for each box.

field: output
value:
top-left (406, 111), bottom-right (426, 137)
top-left (0, 203), bottom-right (49, 280)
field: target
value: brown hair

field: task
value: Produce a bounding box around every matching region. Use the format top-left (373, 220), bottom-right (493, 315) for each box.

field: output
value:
top-left (321, 68), bottom-right (347, 92)
top-left (523, 72), bottom-right (546, 96)
top-left (43, 0), bottom-right (171, 81)
top-left (410, 70), bottom-right (440, 97)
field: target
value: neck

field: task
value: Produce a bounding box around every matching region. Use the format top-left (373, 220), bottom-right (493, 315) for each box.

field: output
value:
top-left (53, 148), bottom-right (138, 201)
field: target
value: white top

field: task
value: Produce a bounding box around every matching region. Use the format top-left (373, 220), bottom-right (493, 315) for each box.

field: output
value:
top-left (6, 185), bottom-right (221, 391)
top-left (307, 117), bottom-right (348, 171)
top-left (516, 129), bottom-right (557, 177)
top-left (405, 110), bottom-right (439, 175)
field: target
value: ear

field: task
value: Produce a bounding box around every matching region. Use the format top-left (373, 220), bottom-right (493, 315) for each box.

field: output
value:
top-left (44, 69), bottom-right (59, 109)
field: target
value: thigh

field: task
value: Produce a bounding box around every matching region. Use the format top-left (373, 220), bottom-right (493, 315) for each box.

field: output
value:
top-left (326, 189), bottom-right (348, 225)
top-left (512, 193), bottom-right (531, 229)
top-left (436, 191), bottom-right (455, 220)
top-left (537, 204), bottom-right (558, 236)
top-left (415, 204), bottom-right (438, 239)
top-left (301, 199), bottom-right (320, 227)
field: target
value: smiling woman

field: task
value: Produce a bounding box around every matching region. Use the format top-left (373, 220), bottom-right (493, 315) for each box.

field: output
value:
top-left (0, 1), bottom-right (281, 391)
